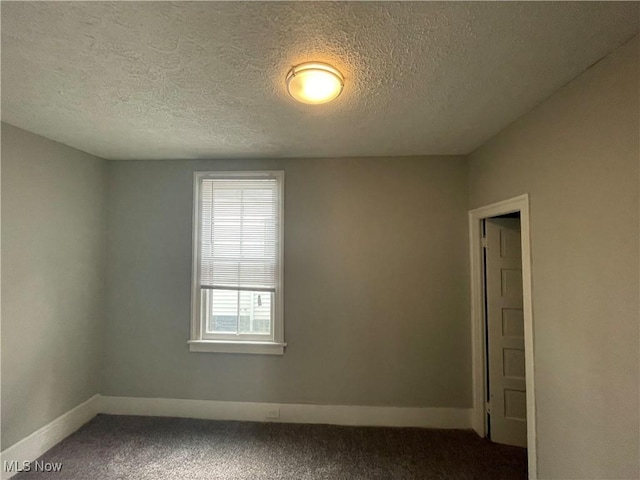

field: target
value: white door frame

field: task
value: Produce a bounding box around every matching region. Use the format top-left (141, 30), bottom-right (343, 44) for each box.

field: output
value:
top-left (469, 194), bottom-right (537, 480)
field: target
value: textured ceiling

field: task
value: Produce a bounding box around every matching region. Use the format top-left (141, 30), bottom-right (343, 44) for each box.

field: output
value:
top-left (2, 2), bottom-right (638, 160)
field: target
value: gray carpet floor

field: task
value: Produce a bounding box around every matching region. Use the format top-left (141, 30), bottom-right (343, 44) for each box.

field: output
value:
top-left (16, 415), bottom-right (527, 479)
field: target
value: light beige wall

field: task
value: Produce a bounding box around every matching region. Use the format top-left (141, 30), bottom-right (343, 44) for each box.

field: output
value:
top-left (103, 156), bottom-right (471, 408)
top-left (469, 37), bottom-right (639, 479)
top-left (1, 123), bottom-right (108, 448)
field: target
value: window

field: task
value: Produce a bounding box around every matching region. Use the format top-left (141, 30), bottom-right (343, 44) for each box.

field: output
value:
top-left (189, 171), bottom-right (285, 354)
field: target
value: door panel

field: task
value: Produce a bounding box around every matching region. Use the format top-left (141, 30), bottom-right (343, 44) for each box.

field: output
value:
top-left (485, 217), bottom-right (526, 448)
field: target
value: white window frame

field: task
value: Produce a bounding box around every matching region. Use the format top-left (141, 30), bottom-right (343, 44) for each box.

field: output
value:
top-left (188, 171), bottom-right (285, 355)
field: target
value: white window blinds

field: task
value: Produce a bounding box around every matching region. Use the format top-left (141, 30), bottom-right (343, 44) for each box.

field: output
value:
top-left (199, 177), bottom-right (280, 292)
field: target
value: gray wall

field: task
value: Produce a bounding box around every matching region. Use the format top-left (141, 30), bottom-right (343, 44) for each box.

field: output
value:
top-left (103, 156), bottom-right (471, 408)
top-left (468, 37), bottom-right (639, 479)
top-left (1, 123), bottom-right (107, 448)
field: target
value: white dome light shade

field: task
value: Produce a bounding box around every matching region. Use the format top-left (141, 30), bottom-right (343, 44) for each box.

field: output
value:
top-left (286, 62), bottom-right (344, 105)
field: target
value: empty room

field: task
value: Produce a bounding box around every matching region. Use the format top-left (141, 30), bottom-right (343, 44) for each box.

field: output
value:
top-left (1, 2), bottom-right (638, 479)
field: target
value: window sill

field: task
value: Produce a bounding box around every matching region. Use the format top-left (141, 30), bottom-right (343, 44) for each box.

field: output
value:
top-left (188, 340), bottom-right (286, 355)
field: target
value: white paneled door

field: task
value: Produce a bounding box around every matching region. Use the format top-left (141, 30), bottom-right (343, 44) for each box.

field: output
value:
top-left (485, 217), bottom-right (527, 448)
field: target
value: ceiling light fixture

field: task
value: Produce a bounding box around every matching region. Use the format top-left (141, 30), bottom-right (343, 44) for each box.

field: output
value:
top-left (286, 62), bottom-right (344, 105)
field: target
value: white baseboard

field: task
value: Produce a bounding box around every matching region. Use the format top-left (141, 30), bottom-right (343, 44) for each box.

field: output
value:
top-left (0, 394), bottom-right (100, 480)
top-left (101, 395), bottom-right (473, 430)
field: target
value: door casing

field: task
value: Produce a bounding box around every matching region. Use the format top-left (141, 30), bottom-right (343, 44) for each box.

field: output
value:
top-left (468, 194), bottom-right (537, 480)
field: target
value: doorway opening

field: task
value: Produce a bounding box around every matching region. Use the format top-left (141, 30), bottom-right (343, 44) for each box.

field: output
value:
top-left (469, 194), bottom-right (537, 480)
